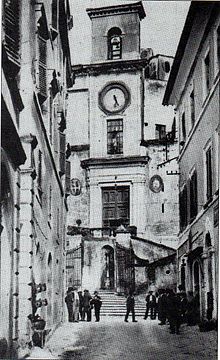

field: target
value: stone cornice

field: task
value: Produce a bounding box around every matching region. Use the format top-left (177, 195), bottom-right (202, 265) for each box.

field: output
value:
top-left (81, 156), bottom-right (149, 169)
top-left (72, 59), bottom-right (147, 76)
top-left (86, 1), bottom-right (146, 20)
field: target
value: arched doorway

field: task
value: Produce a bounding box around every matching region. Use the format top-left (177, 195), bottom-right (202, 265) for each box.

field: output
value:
top-left (101, 246), bottom-right (114, 289)
top-left (193, 260), bottom-right (200, 322)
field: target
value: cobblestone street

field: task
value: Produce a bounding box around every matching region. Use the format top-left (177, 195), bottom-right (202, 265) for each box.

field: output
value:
top-left (28, 318), bottom-right (217, 360)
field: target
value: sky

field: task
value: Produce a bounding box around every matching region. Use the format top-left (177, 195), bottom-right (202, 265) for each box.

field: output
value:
top-left (69, 0), bottom-right (190, 64)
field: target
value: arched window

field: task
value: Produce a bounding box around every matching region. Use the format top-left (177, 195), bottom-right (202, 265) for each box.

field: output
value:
top-left (108, 27), bottom-right (122, 60)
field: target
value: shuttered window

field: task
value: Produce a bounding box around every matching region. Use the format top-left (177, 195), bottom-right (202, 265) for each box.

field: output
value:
top-left (190, 171), bottom-right (198, 221)
top-left (3, 0), bottom-right (20, 69)
top-left (206, 146), bottom-right (212, 200)
top-left (190, 89), bottom-right (195, 127)
top-left (65, 161), bottom-right (71, 194)
top-left (180, 185), bottom-right (188, 231)
top-left (38, 36), bottom-right (47, 99)
top-left (59, 132), bottom-right (66, 176)
top-left (51, 0), bottom-right (58, 30)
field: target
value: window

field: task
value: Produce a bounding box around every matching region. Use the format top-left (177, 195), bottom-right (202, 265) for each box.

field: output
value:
top-left (37, 150), bottom-right (42, 190)
top-left (155, 124), bottom-right (166, 140)
top-left (38, 35), bottom-right (47, 101)
top-left (37, 150), bottom-right (43, 202)
top-left (65, 161), bottom-right (71, 195)
top-left (181, 112), bottom-right (186, 142)
top-left (179, 185), bottom-right (187, 231)
top-left (59, 132), bottom-right (66, 176)
top-left (51, 0), bottom-right (58, 30)
top-left (189, 170), bottom-right (198, 221)
top-left (204, 50), bottom-right (211, 97)
top-left (3, 0), bottom-right (20, 72)
top-left (48, 185), bottom-right (52, 222)
top-left (205, 146), bottom-right (212, 201)
top-left (190, 89), bottom-right (195, 127)
top-left (217, 26), bottom-right (220, 67)
top-left (108, 27), bottom-right (122, 60)
top-left (107, 119), bottom-right (123, 155)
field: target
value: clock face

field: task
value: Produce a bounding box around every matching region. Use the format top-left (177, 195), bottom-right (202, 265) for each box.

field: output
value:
top-left (99, 83), bottom-right (130, 114)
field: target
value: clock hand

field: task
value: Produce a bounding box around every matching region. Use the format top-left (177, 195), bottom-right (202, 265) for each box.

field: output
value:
top-left (113, 94), bottom-right (119, 107)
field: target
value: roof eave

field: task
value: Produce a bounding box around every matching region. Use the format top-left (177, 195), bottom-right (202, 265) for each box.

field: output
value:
top-left (163, 2), bottom-right (209, 106)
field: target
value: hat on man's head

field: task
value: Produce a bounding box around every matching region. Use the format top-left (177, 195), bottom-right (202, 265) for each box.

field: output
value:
top-left (68, 287), bottom-right (73, 292)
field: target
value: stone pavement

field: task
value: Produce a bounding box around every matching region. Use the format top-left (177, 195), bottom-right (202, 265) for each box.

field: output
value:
top-left (27, 317), bottom-right (217, 360)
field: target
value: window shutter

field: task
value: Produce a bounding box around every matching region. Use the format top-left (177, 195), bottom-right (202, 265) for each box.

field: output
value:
top-left (59, 132), bottom-right (66, 176)
top-left (38, 36), bottom-right (47, 100)
top-left (3, 0), bottom-right (20, 69)
top-left (65, 161), bottom-right (71, 194)
top-left (206, 147), bottom-right (212, 200)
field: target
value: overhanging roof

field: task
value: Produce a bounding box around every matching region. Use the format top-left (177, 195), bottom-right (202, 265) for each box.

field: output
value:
top-left (86, 1), bottom-right (146, 20)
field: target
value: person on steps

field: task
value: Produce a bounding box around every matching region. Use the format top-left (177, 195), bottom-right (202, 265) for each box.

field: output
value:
top-left (124, 289), bottom-right (138, 323)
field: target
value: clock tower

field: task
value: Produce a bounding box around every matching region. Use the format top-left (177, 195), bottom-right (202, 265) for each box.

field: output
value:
top-left (66, 2), bottom-right (178, 292)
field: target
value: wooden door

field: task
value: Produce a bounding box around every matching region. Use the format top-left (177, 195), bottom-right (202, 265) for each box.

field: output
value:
top-left (102, 186), bottom-right (129, 228)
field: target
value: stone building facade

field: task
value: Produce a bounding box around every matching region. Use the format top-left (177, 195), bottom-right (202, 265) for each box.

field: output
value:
top-left (163, 2), bottom-right (219, 322)
top-left (1, 1), bottom-right (73, 358)
top-left (66, 2), bottom-right (178, 294)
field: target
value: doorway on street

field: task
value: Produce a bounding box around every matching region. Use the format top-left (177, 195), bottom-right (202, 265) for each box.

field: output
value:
top-left (101, 245), bottom-right (115, 289)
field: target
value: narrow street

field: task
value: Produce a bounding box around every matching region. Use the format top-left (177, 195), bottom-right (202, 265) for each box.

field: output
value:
top-left (29, 318), bottom-right (217, 360)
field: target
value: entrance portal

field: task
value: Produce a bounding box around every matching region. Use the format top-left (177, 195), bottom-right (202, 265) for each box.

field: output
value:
top-left (101, 246), bottom-right (114, 289)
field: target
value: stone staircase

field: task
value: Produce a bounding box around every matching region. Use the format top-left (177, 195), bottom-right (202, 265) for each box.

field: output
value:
top-left (99, 290), bottom-right (146, 317)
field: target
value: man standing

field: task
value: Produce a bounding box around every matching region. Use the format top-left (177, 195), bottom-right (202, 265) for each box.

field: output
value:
top-left (83, 289), bottom-right (92, 322)
top-left (158, 289), bottom-right (167, 325)
top-left (166, 289), bottom-right (181, 334)
top-left (124, 289), bottom-right (138, 323)
top-left (78, 290), bottom-right (85, 321)
top-left (144, 290), bottom-right (156, 320)
top-left (90, 291), bottom-right (102, 322)
top-left (65, 287), bottom-right (74, 322)
top-left (72, 287), bottom-right (79, 322)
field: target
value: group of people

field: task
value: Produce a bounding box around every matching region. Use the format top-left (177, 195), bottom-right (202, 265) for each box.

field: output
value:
top-left (66, 286), bottom-right (200, 332)
top-left (124, 287), bottom-right (200, 334)
top-left (65, 287), bottom-right (102, 323)
top-left (147, 287), bottom-right (200, 334)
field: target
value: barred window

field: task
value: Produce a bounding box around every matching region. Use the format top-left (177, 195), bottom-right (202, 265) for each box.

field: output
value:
top-left (107, 119), bottom-right (123, 155)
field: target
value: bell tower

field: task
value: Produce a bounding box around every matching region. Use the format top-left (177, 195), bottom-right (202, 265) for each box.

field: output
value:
top-left (87, 1), bottom-right (146, 62)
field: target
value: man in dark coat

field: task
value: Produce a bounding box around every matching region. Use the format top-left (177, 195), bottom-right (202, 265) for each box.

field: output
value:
top-left (124, 289), bottom-right (137, 323)
top-left (83, 290), bottom-right (92, 322)
top-left (90, 291), bottom-right (102, 322)
top-left (144, 290), bottom-right (156, 320)
top-left (158, 289), bottom-right (167, 325)
top-left (166, 289), bottom-right (181, 334)
top-left (65, 287), bottom-right (74, 322)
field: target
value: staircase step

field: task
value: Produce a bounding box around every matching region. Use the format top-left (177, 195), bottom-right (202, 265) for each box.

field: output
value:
top-left (97, 290), bottom-right (146, 317)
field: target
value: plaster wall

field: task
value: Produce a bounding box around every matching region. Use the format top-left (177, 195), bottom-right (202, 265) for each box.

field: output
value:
top-left (144, 144), bottom-right (179, 247)
top-left (66, 149), bottom-right (90, 228)
top-left (144, 80), bottom-right (175, 140)
top-left (82, 238), bottom-right (115, 291)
